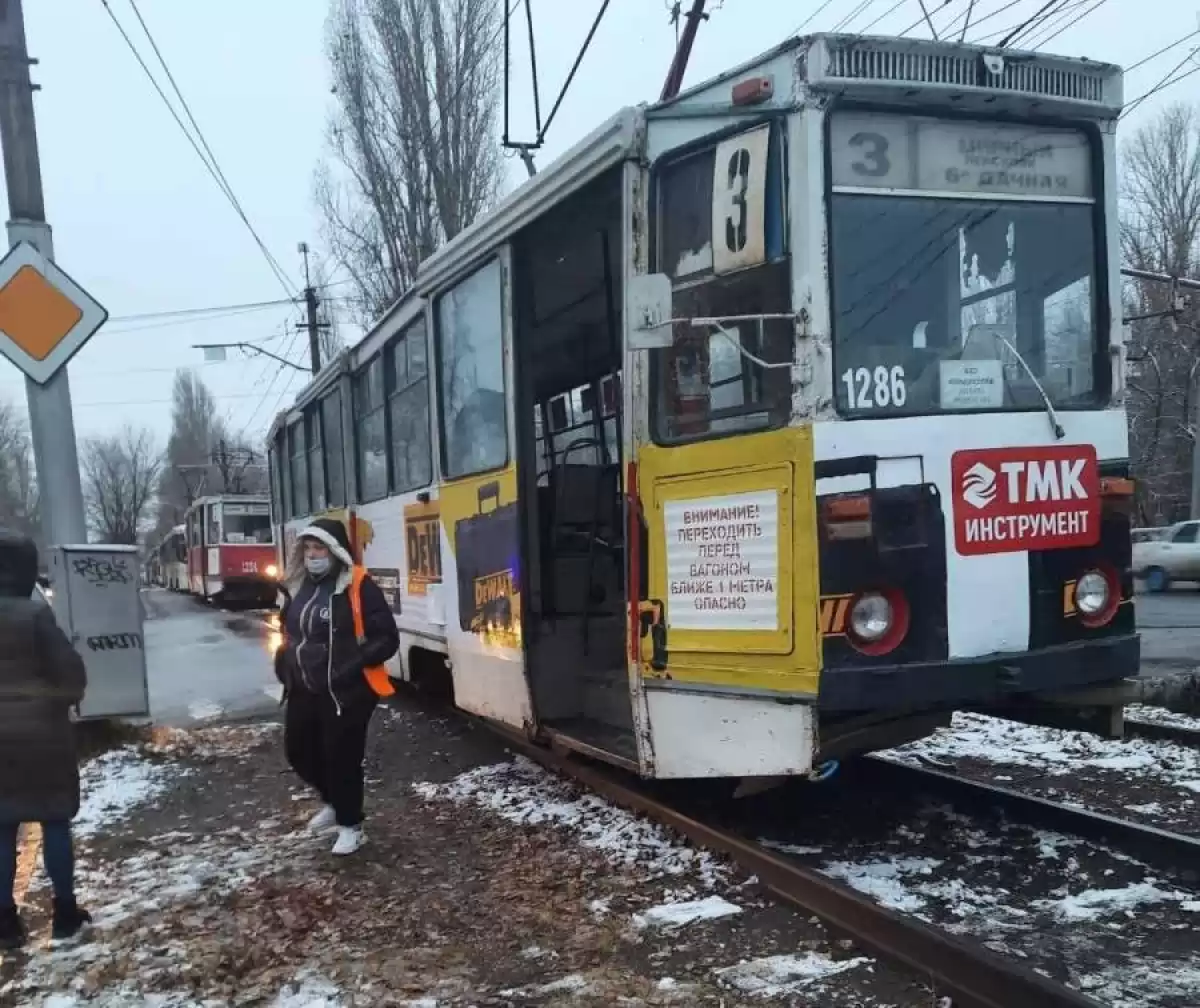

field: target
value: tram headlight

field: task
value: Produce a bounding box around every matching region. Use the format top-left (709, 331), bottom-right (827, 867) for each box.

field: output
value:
top-left (1075, 568), bottom-right (1117, 627)
top-left (849, 592), bottom-right (893, 642)
top-left (266, 564), bottom-right (279, 579)
top-left (1075, 570), bottom-right (1109, 616)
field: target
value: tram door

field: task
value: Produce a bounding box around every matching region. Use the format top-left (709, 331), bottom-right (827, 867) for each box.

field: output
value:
top-left (630, 118), bottom-right (823, 714)
top-left (512, 167), bottom-right (637, 764)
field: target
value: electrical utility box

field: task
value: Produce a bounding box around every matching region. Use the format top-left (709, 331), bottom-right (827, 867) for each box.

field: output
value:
top-left (46, 544), bottom-right (150, 720)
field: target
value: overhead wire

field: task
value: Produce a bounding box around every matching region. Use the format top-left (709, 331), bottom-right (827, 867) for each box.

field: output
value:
top-left (997, 0), bottom-right (1062, 47)
top-left (791, 0), bottom-right (842, 34)
top-left (857, 0), bottom-right (912, 34)
top-left (1021, 0), bottom-right (1106, 49)
top-left (1122, 50), bottom-right (1200, 119)
top-left (832, 0), bottom-right (880, 33)
top-left (99, 0), bottom-right (298, 300)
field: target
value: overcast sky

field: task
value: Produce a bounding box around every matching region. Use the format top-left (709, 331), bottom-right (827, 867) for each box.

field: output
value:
top-left (2, 0), bottom-right (1194, 449)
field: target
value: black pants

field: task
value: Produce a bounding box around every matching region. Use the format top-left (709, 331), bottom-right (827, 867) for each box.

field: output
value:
top-left (284, 684), bottom-right (376, 827)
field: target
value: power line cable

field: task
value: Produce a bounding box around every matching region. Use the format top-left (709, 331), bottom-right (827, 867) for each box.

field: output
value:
top-left (997, 0), bottom-right (1060, 46)
top-left (99, 0), bottom-right (298, 299)
top-left (832, 0), bottom-right (880, 33)
top-left (858, 0), bottom-right (914, 34)
top-left (791, 0), bottom-right (843, 34)
top-left (1126, 29), bottom-right (1200, 73)
top-left (1022, 0), bottom-right (1106, 48)
top-left (1122, 59), bottom-right (1200, 119)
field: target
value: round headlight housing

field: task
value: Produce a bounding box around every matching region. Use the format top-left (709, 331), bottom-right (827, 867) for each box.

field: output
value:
top-left (1075, 570), bottom-right (1110, 616)
top-left (849, 592), bottom-right (892, 642)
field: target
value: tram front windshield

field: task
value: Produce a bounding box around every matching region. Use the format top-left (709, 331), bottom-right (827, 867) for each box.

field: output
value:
top-left (826, 110), bottom-right (1105, 419)
top-left (224, 512), bottom-right (273, 545)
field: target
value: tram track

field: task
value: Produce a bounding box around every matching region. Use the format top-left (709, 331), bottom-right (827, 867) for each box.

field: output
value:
top-left (862, 756), bottom-right (1200, 883)
top-left (1124, 716), bottom-right (1200, 749)
top-left (472, 718), bottom-right (1108, 1008)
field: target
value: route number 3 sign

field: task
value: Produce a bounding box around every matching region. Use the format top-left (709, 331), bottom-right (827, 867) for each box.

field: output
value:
top-left (711, 125), bottom-right (769, 275)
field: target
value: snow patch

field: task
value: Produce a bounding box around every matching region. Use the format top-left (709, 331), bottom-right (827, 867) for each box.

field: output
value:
top-left (632, 895), bottom-right (741, 929)
top-left (1126, 704), bottom-right (1200, 733)
top-left (413, 758), bottom-right (726, 886)
top-left (820, 857), bottom-right (941, 912)
top-left (75, 748), bottom-right (176, 838)
top-left (1036, 882), bottom-right (1189, 921)
top-left (884, 711), bottom-right (1200, 798)
top-left (715, 953), bottom-right (871, 997)
top-left (273, 972), bottom-right (344, 1007)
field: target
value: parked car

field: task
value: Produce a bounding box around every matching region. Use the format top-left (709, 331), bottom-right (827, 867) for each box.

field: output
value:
top-left (1133, 522), bottom-right (1200, 591)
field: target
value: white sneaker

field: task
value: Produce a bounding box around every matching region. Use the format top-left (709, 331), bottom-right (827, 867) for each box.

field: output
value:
top-left (307, 805), bottom-right (337, 833)
top-left (331, 826), bottom-right (365, 856)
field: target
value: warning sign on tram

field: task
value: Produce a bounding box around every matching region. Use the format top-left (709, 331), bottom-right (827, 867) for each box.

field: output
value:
top-left (951, 444), bottom-right (1100, 556)
top-left (0, 241), bottom-right (108, 385)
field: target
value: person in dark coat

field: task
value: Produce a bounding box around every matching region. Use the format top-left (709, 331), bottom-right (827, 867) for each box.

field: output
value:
top-left (0, 529), bottom-right (90, 948)
top-left (274, 517), bottom-right (399, 856)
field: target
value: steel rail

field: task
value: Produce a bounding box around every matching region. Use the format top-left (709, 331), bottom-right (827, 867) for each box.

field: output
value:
top-left (477, 720), bottom-right (1104, 1008)
top-left (866, 757), bottom-right (1200, 883)
top-left (1125, 717), bottom-right (1200, 748)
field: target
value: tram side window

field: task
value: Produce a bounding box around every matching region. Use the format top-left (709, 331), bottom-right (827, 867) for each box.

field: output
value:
top-left (206, 505), bottom-right (220, 547)
top-left (288, 421), bottom-right (310, 517)
top-left (306, 406), bottom-right (327, 513)
top-left (652, 123), bottom-right (791, 444)
top-left (388, 317), bottom-right (432, 492)
top-left (355, 356), bottom-right (388, 502)
top-left (436, 258), bottom-right (507, 479)
top-left (322, 389), bottom-right (346, 508)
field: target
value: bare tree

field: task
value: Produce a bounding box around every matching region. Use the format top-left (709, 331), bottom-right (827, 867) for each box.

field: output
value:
top-left (153, 370), bottom-right (230, 539)
top-left (312, 253), bottom-right (348, 363)
top-left (0, 398), bottom-right (38, 546)
top-left (1122, 103), bottom-right (1200, 525)
top-left (317, 0), bottom-right (505, 321)
top-left (83, 426), bottom-right (163, 545)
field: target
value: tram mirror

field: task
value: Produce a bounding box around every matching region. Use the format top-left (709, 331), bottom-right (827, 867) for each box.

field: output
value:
top-left (628, 273), bottom-right (674, 351)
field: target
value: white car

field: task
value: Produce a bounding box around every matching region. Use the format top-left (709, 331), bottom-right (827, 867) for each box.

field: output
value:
top-left (1133, 522), bottom-right (1199, 591)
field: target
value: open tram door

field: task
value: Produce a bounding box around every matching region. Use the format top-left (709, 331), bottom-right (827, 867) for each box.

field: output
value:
top-left (509, 162), bottom-right (639, 768)
top-left (624, 115), bottom-right (824, 779)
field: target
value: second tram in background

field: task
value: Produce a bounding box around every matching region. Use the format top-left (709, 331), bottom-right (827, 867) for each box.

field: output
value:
top-left (182, 494), bottom-right (278, 607)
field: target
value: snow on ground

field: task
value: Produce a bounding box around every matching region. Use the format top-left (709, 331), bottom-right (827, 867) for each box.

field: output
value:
top-left (631, 895), bottom-right (742, 929)
top-left (883, 711), bottom-right (1200, 793)
top-left (1125, 704), bottom-right (1200, 732)
top-left (74, 748), bottom-right (178, 840)
top-left (413, 756), bottom-right (727, 889)
top-left (715, 953), bottom-right (872, 998)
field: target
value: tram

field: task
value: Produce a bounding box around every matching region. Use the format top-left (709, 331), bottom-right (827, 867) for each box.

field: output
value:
top-left (183, 495), bottom-right (278, 606)
top-left (150, 525), bottom-right (188, 591)
top-left (267, 33), bottom-right (1136, 781)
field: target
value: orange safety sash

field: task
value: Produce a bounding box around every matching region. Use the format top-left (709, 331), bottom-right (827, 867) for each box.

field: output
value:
top-left (350, 566), bottom-right (396, 698)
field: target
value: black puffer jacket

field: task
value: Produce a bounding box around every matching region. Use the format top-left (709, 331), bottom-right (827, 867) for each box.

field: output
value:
top-left (0, 529), bottom-right (86, 822)
top-left (274, 517), bottom-right (398, 706)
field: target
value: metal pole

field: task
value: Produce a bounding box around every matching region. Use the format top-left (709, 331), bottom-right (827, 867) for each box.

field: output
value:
top-left (659, 0), bottom-right (707, 102)
top-left (298, 242), bottom-right (321, 374)
top-left (0, 0), bottom-right (87, 545)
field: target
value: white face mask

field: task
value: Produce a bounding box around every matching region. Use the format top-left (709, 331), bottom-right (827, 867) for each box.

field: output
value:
top-left (305, 556), bottom-right (332, 578)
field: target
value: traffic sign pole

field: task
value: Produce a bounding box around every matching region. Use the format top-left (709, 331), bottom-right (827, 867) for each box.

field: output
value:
top-left (0, 0), bottom-right (88, 546)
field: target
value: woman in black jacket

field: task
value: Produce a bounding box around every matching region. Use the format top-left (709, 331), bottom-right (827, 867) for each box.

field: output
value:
top-left (275, 517), bottom-right (399, 855)
top-left (0, 529), bottom-right (90, 947)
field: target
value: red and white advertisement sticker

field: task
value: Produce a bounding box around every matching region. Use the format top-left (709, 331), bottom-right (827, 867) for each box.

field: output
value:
top-left (950, 444), bottom-right (1100, 556)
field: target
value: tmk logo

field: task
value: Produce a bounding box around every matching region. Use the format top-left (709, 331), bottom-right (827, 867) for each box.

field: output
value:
top-left (960, 457), bottom-right (1088, 510)
top-left (961, 462), bottom-right (997, 510)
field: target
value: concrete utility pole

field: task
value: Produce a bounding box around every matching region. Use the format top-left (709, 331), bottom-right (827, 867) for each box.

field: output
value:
top-left (0, 0), bottom-right (87, 545)
top-left (297, 241), bottom-right (325, 375)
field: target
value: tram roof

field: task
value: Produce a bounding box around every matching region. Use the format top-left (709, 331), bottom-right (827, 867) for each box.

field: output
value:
top-left (268, 31), bottom-right (1122, 440)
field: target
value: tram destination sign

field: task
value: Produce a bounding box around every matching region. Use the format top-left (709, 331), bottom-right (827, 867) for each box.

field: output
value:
top-left (951, 444), bottom-right (1100, 556)
top-left (0, 241), bottom-right (108, 385)
top-left (829, 112), bottom-right (1092, 200)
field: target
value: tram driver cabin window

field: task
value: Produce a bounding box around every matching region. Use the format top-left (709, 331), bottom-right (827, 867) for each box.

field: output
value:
top-left (652, 122), bottom-right (792, 444)
top-left (436, 258), bottom-right (508, 479)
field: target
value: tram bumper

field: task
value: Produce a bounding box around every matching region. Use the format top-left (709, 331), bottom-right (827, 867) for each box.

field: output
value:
top-left (817, 632), bottom-right (1140, 714)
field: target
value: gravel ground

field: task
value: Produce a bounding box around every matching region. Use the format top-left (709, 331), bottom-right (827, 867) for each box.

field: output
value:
top-left (0, 692), bottom-right (938, 1007)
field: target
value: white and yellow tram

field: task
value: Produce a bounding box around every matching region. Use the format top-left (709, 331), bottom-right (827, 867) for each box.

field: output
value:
top-left (268, 33), bottom-right (1136, 781)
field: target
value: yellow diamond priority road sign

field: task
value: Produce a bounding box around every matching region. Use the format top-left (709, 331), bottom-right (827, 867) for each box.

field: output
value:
top-left (0, 242), bottom-right (107, 385)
